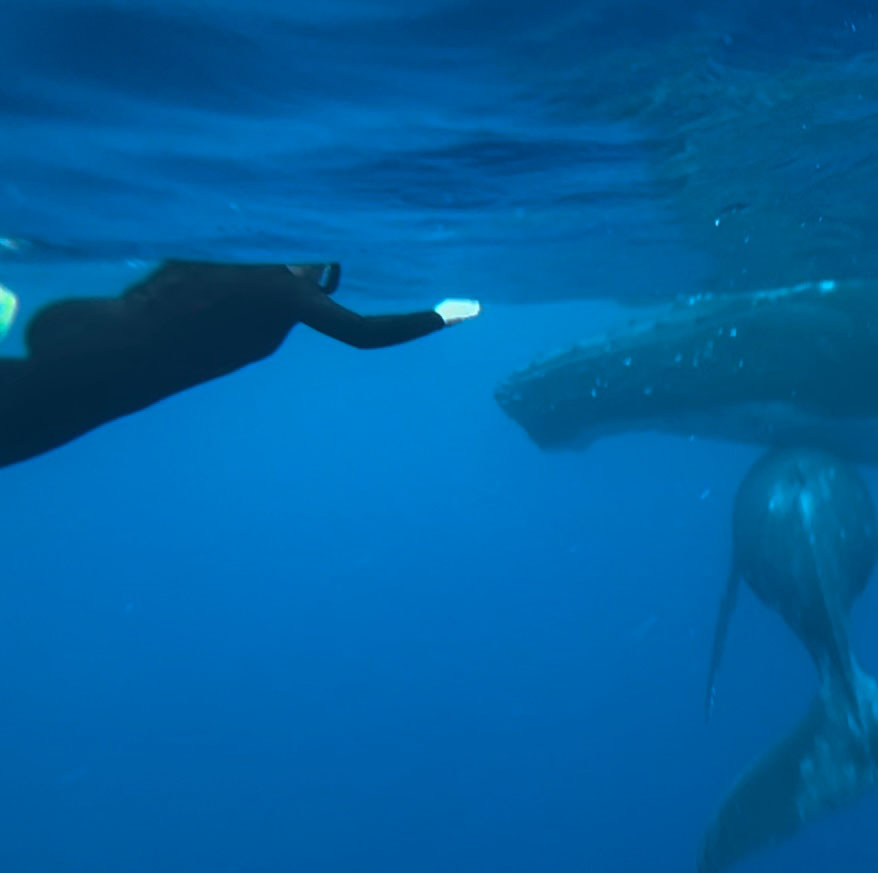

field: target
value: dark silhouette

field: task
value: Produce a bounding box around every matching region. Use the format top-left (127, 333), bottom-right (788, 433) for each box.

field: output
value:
top-left (0, 260), bottom-right (480, 469)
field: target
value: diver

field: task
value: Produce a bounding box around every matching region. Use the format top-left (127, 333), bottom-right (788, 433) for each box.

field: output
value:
top-left (0, 260), bottom-right (481, 469)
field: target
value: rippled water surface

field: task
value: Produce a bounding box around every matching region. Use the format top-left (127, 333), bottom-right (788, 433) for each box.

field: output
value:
top-left (3, 1), bottom-right (878, 301)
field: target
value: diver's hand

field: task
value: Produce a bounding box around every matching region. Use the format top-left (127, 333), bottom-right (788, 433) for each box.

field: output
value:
top-left (434, 298), bottom-right (481, 325)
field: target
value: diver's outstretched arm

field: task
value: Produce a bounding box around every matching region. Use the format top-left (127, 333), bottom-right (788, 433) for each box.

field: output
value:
top-left (292, 281), bottom-right (481, 350)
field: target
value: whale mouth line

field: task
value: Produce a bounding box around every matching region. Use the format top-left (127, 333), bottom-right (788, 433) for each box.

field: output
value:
top-left (535, 402), bottom-right (878, 463)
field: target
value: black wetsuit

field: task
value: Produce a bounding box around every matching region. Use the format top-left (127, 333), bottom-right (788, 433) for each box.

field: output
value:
top-left (0, 260), bottom-right (445, 469)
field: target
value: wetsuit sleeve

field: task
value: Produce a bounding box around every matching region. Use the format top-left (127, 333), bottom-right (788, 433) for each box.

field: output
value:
top-left (292, 288), bottom-right (446, 349)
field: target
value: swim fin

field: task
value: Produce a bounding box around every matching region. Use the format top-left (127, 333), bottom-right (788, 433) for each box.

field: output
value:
top-left (0, 283), bottom-right (18, 343)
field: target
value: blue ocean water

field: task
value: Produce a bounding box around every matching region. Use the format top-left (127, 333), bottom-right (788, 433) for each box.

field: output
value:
top-left (3, 2), bottom-right (878, 872)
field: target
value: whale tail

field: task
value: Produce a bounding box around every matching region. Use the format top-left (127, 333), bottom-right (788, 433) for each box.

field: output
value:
top-left (698, 663), bottom-right (878, 873)
top-left (704, 563), bottom-right (741, 723)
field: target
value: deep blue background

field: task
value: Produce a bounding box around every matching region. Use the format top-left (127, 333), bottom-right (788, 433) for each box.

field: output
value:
top-left (2, 286), bottom-right (878, 872)
top-left (2, 2), bottom-right (878, 872)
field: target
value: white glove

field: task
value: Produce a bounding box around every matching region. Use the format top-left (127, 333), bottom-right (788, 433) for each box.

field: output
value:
top-left (434, 298), bottom-right (481, 325)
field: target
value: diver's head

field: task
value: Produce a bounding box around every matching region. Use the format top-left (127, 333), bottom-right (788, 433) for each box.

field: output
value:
top-left (285, 263), bottom-right (341, 295)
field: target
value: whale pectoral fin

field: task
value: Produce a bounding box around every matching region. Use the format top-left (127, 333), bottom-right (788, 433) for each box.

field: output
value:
top-left (704, 564), bottom-right (741, 723)
top-left (698, 673), bottom-right (878, 873)
top-left (810, 538), bottom-right (863, 727)
top-left (819, 595), bottom-right (862, 723)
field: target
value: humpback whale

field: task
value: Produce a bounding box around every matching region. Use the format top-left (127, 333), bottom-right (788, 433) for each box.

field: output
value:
top-left (495, 279), bottom-right (878, 464)
top-left (699, 448), bottom-right (878, 873)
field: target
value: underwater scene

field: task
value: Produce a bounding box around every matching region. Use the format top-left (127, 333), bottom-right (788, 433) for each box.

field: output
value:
top-left (3, 1), bottom-right (878, 871)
